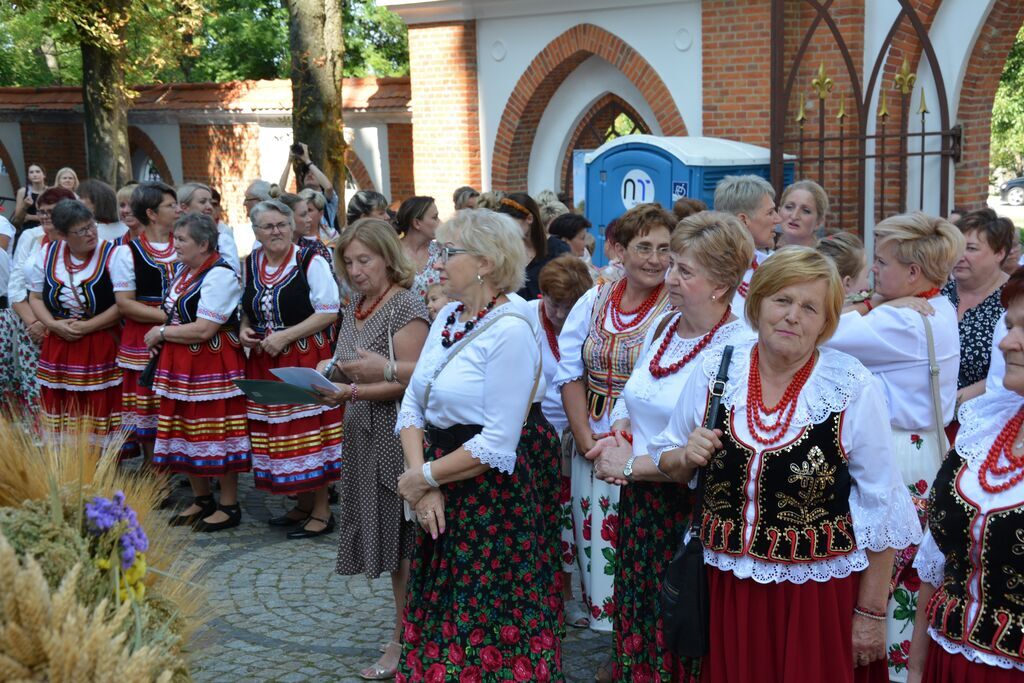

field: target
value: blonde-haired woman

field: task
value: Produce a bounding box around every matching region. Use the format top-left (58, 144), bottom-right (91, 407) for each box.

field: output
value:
top-left (817, 231), bottom-right (871, 300)
top-left (825, 212), bottom-right (965, 681)
top-left (394, 209), bottom-right (564, 681)
top-left (658, 247), bottom-right (919, 683)
top-left (587, 211), bottom-right (755, 682)
top-left (54, 166), bottom-right (79, 194)
top-left (313, 217), bottom-right (430, 679)
top-left (777, 179), bottom-right (829, 248)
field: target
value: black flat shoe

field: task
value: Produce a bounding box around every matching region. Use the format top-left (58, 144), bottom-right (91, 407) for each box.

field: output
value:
top-left (286, 513), bottom-right (336, 539)
top-left (196, 504), bottom-right (242, 533)
top-left (168, 495), bottom-right (216, 527)
top-left (328, 484), bottom-right (339, 505)
top-left (267, 508), bottom-right (311, 527)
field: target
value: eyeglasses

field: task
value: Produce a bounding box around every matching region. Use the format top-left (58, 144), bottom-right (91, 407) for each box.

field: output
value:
top-left (440, 246), bottom-right (471, 263)
top-left (630, 243), bottom-right (672, 260)
top-left (258, 221), bottom-right (291, 233)
top-left (36, 210), bottom-right (51, 218)
top-left (68, 222), bottom-right (97, 237)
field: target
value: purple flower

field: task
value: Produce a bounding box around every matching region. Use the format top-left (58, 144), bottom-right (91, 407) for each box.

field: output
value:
top-left (84, 491), bottom-right (149, 570)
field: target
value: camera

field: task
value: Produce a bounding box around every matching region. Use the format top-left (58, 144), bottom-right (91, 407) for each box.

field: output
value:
top-left (290, 143), bottom-right (304, 155)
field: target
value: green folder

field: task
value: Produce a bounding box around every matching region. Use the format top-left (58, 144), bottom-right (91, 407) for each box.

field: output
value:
top-left (233, 379), bottom-right (321, 405)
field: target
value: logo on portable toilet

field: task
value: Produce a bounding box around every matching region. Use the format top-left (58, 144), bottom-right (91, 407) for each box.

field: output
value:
top-left (672, 181), bottom-right (688, 201)
top-left (621, 169), bottom-right (654, 209)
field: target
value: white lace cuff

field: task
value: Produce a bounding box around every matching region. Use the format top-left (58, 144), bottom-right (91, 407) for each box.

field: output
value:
top-left (705, 549), bottom-right (869, 584)
top-left (464, 434), bottom-right (516, 474)
top-left (395, 409), bottom-right (424, 434)
top-left (609, 399), bottom-right (629, 424)
top-left (850, 482), bottom-right (922, 551)
top-left (650, 442), bottom-right (684, 469)
top-left (552, 374), bottom-right (582, 390)
top-left (913, 532), bottom-right (946, 587)
top-left (929, 629), bottom-right (1024, 671)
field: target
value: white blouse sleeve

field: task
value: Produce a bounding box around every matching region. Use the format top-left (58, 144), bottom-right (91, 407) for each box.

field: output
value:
top-left (196, 267), bottom-right (242, 324)
top-left (26, 246), bottom-right (46, 293)
top-left (305, 254), bottom-right (340, 313)
top-left (462, 317), bottom-right (539, 473)
top-left (826, 307), bottom-right (925, 368)
top-left (646, 362), bottom-right (709, 467)
top-left (8, 231), bottom-right (38, 302)
top-left (109, 245), bottom-right (135, 292)
top-left (553, 286), bottom-right (597, 388)
top-left (843, 378), bottom-right (922, 551)
top-left (986, 313), bottom-right (1008, 394)
top-left (217, 232), bottom-right (240, 274)
top-left (913, 529), bottom-right (946, 587)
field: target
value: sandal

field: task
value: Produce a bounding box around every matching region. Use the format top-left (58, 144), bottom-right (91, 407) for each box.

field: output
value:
top-left (595, 656), bottom-right (615, 683)
top-left (168, 494), bottom-right (216, 527)
top-left (565, 600), bottom-right (590, 628)
top-left (360, 640), bottom-right (401, 680)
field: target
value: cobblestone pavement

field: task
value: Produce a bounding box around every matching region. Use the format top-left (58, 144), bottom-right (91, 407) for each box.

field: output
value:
top-left (166, 473), bottom-right (612, 682)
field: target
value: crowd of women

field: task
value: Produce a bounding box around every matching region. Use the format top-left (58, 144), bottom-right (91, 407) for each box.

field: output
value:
top-left (2, 159), bottom-right (1024, 683)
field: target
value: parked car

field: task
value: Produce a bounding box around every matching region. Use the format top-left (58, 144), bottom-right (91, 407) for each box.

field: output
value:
top-left (1001, 176), bottom-right (1024, 206)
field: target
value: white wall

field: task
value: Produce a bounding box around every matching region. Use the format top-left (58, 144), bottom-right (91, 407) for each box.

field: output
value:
top-left (475, 0), bottom-right (702, 190)
top-left (0, 123), bottom-right (23, 204)
top-left (527, 56), bottom-right (661, 194)
top-left (133, 123), bottom-right (183, 184)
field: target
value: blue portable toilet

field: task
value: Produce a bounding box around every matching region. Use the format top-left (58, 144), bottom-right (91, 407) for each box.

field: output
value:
top-left (584, 135), bottom-right (794, 265)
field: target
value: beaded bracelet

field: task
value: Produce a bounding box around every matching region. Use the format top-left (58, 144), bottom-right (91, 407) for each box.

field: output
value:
top-left (853, 606), bottom-right (886, 621)
top-left (349, 383), bottom-right (359, 402)
top-left (862, 299), bottom-right (874, 313)
top-left (619, 430), bottom-right (634, 445)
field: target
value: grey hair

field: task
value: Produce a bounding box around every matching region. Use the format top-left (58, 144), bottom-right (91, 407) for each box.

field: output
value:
top-left (51, 199), bottom-right (94, 236)
top-left (436, 209), bottom-right (527, 293)
top-left (246, 179), bottom-right (281, 201)
top-left (713, 175), bottom-right (776, 217)
top-left (174, 212), bottom-right (220, 254)
top-left (250, 200), bottom-right (295, 227)
top-left (177, 182), bottom-right (212, 209)
top-left (452, 185), bottom-right (480, 210)
top-left (298, 187), bottom-right (326, 211)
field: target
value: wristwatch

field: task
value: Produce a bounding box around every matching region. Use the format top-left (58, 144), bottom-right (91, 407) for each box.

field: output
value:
top-left (623, 453), bottom-right (638, 482)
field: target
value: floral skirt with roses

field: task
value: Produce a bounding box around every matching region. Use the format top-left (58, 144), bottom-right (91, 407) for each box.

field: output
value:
top-left (885, 428), bottom-right (945, 682)
top-left (614, 481), bottom-right (699, 682)
top-left (397, 418), bottom-right (565, 683)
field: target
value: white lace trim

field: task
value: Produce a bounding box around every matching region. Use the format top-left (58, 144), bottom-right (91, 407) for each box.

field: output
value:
top-left (701, 342), bottom-right (873, 428)
top-left (850, 482), bottom-right (922, 551)
top-left (914, 541), bottom-right (946, 587)
top-left (464, 434), bottom-right (516, 474)
top-left (705, 549), bottom-right (869, 584)
top-left (151, 387), bottom-right (242, 402)
top-left (37, 377), bottom-right (122, 392)
top-left (246, 404), bottom-right (332, 423)
top-left (955, 388), bottom-right (1024, 471)
top-left (552, 374), bottom-right (583, 390)
top-left (252, 448), bottom-right (342, 474)
top-left (928, 629), bottom-right (1024, 671)
top-left (153, 436), bottom-right (251, 458)
top-left (395, 409), bottom-right (424, 434)
top-left (650, 442), bottom-right (685, 468)
top-left (609, 398), bottom-right (629, 424)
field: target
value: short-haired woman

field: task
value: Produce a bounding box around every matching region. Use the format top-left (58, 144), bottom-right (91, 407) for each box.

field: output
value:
top-left (394, 209), bottom-right (564, 680)
top-left (777, 179), bottom-right (829, 248)
top-left (313, 217), bottom-right (430, 679)
top-left (144, 213), bottom-right (250, 532)
top-left (548, 213), bottom-right (592, 259)
top-left (713, 175), bottom-right (780, 316)
top-left (817, 231), bottom-right (871, 300)
top-left (909, 268), bottom-right (1024, 683)
top-left (825, 212), bottom-right (965, 680)
top-left (346, 190), bottom-right (389, 227)
top-left (395, 196), bottom-right (443, 302)
top-left (27, 199), bottom-right (122, 442)
top-left (941, 208), bottom-right (1015, 410)
top-left (279, 192), bottom-right (333, 265)
top-left (658, 247), bottom-right (919, 683)
top-left (179, 182), bottom-right (240, 271)
top-left (5, 187), bottom-right (76, 412)
top-left (452, 186), bottom-right (479, 210)
top-left (298, 187), bottom-right (338, 244)
top-left (240, 200), bottom-right (342, 538)
top-left (555, 203), bottom-right (674, 648)
top-left (535, 254), bottom-right (595, 628)
top-left (78, 179), bottom-right (128, 243)
top-left (588, 211), bottom-right (754, 682)
top-left (54, 167), bottom-right (80, 194)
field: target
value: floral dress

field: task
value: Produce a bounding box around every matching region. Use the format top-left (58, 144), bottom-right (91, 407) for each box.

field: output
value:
top-left (941, 279), bottom-right (1005, 389)
top-left (410, 240), bottom-right (442, 303)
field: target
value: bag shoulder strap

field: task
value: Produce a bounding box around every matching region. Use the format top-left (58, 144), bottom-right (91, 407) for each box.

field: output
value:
top-left (920, 313), bottom-right (948, 459)
top-left (423, 310), bottom-right (542, 424)
top-left (653, 312), bottom-right (676, 345)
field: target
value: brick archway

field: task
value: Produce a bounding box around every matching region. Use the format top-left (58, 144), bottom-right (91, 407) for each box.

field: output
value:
top-left (0, 139), bottom-right (19, 190)
top-left (955, 0), bottom-right (1024, 210)
top-left (128, 126), bottom-right (174, 185)
top-left (345, 149), bottom-right (375, 193)
top-left (491, 23), bottom-right (687, 191)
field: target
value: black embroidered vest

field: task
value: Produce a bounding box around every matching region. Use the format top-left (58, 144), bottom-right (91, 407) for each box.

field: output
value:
top-left (926, 452), bottom-right (1024, 664)
top-left (699, 407), bottom-right (857, 563)
top-left (128, 239), bottom-right (175, 303)
top-left (42, 241), bottom-right (116, 319)
top-left (241, 248), bottom-right (316, 333)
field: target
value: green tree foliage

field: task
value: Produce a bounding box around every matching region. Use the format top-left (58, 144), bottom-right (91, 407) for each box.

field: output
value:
top-left (0, 0), bottom-right (408, 87)
top-left (992, 26), bottom-right (1024, 178)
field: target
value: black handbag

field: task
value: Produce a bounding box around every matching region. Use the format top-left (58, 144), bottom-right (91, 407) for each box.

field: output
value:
top-left (660, 344), bottom-right (733, 660)
top-left (138, 313), bottom-right (172, 389)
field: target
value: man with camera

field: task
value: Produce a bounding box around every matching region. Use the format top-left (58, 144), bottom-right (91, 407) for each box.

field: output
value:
top-left (279, 142), bottom-right (339, 231)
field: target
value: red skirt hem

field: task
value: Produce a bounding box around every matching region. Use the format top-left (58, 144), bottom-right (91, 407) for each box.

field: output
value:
top-left (922, 640), bottom-right (1023, 683)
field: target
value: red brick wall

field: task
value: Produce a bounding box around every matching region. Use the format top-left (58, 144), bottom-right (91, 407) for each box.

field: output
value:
top-left (387, 122), bottom-right (415, 202)
top-left (408, 21), bottom-right (481, 216)
top-left (956, 0), bottom-right (1024, 211)
top-left (179, 123), bottom-right (262, 227)
top-left (20, 122), bottom-right (88, 184)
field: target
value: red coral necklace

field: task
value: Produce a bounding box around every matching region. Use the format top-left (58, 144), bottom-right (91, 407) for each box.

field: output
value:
top-left (606, 278), bottom-right (663, 332)
top-left (355, 284), bottom-right (392, 321)
top-left (979, 407), bottom-right (1024, 493)
top-left (745, 344), bottom-right (817, 446)
top-left (649, 307), bottom-right (731, 379)
top-left (540, 303), bottom-right (561, 361)
top-left (173, 253), bottom-right (220, 295)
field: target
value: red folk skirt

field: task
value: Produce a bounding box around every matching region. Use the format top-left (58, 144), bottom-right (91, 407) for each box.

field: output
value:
top-left (923, 640), bottom-right (1024, 683)
top-left (117, 314), bottom-right (162, 441)
top-left (702, 566), bottom-right (888, 683)
top-left (245, 331), bottom-right (342, 494)
top-left (151, 330), bottom-right (251, 477)
top-left (37, 326), bottom-right (122, 442)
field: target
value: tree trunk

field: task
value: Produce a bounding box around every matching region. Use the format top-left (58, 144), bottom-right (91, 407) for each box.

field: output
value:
top-left (80, 40), bottom-right (131, 186)
top-left (286, 0), bottom-right (346, 193)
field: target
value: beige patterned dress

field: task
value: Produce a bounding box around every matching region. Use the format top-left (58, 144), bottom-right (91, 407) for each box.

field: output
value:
top-left (334, 288), bottom-right (429, 578)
